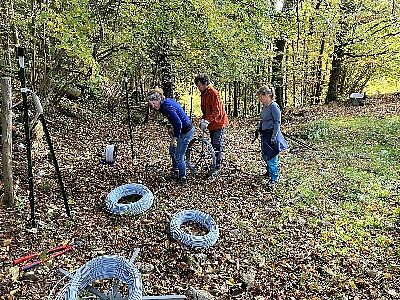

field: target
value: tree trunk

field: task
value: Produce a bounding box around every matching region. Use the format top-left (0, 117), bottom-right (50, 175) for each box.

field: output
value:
top-left (1, 77), bottom-right (14, 207)
top-left (159, 52), bottom-right (172, 98)
top-left (243, 83), bottom-right (247, 117)
top-left (228, 82), bottom-right (232, 116)
top-left (301, 41), bottom-right (309, 107)
top-left (272, 39), bottom-right (287, 108)
top-left (314, 36), bottom-right (325, 104)
top-left (326, 43), bottom-right (345, 103)
top-left (233, 80), bottom-right (238, 117)
top-left (291, 42), bottom-right (297, 107)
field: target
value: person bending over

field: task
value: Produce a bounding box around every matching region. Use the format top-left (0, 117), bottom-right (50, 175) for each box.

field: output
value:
top-left (147, 88), bottom-right (195, 183)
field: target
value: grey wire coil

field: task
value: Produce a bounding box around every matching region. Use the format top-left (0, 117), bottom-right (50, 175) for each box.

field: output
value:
top-left (62, 255), bottom-right (142, 300)
top-left (106, 183), bottom-right (154, 215)
top-left (170, 209), bottom-right (219, 248)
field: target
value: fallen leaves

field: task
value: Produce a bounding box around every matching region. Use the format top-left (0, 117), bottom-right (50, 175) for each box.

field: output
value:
top-left (0, 96), bottom-right (399, 299)
top-left (9, 266), bottom-right (20, 282)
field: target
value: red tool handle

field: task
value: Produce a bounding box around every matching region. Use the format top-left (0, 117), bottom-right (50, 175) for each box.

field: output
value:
top-left (48, 244), bottom-right (69, 254)
top-left (50, 246), bottom-right (73, 258)
top-left (15, 245), bottom-right (73, 271)
top-left (13, 244), bottom-right (72, 266)
top-left (13, 253), bottom-right (38, 266)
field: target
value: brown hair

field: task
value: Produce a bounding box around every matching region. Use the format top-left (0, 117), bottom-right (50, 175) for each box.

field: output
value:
top-left (256, 86), bottom-right (275, 100)
top-left (194, 74), bottom-right (209, 86)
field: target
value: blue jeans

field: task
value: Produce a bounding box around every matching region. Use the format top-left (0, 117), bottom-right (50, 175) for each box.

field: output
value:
top-left (209, 128), bottom-right (226, 169)
top-left (266, 156), bottom-right (279, 182)
top-left (261, 130), bottom-right (279, 182)
top-left (169, 126), bottom-right (195, 178)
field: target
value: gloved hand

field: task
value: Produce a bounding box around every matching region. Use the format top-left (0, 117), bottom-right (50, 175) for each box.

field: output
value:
top-left (271, 136), bottom-right (277, 144)
top-left (200, 119), bottom-right (209, 131)
top-left (170, 137), bottom-right (177, 147)
top-left (167, 125), bottom-right (174, 138)
top-left (254, 129), bottom-right (259, 139)
top-left (251, 129), bottom-right (259, 144)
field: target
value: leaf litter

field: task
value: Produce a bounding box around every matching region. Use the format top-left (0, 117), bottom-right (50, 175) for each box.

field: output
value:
top-left (0, 94), bottom-right (399, 299)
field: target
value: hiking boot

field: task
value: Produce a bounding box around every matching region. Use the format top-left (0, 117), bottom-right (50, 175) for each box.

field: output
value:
top-left (178, 177), bottom-right (187, 184)
top-left (262, 178), bottom-right (278, 189)
top-left (269, 180), bottom-right (278, 187)
top-left (166, 170), bottom-right (179, 181)
top-left (268, 180), bottom-right (278, 191)
top-left (207, 167), bottom-right (220, 178)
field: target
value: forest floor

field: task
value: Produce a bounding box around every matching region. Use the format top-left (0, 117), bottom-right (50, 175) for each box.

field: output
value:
top-left (0, 94), bottom-right (399, 300)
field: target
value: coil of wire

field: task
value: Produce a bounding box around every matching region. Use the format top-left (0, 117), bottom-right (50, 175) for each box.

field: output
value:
top-left (170, 209), bottom-right (219, 249)
top-left (106, 183), bottom-right (154, 215)
top-left (60, 255), bottom-right (142, 300)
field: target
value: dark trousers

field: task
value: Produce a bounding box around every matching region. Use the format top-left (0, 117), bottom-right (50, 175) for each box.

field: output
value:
top-left (209, 128), bottom-right (226, 169)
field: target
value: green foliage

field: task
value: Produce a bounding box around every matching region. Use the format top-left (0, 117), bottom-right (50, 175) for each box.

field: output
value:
top-left (38, 181), bottom-right (52, 193)
top-left (5, 0), bottom-right (400, 106)
top-left (305, 120), bottom-right (333, 141)
top-left (278, 115), bottom-right (400, 259)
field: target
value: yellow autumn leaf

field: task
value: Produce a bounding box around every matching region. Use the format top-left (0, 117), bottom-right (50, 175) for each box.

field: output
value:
top-left (9, 266), bottom-right (20, 282)
top-left (3, 238), bottom-right (12, 246)
top-left (383, 273), bottom-right (393, 279)
top-left (348, 279), bottom-right (356, 289)
top-left (258, 256), bottom-right (266, 268)
top-left (39, 251), bottom-right (48, 262)
top-left (164, 240), bottom-right (170, 249)
top-left (227, 277), bottom-right (235, 285)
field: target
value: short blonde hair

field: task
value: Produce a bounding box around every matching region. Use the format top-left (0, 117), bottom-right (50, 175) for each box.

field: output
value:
top-left (256, 86), bottom-right (275, 99)
top-left (146, 87), bottom-right (164, 102)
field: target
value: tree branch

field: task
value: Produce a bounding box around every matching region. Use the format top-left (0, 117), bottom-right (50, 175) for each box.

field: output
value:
top-left (344, 49), bottom-right (399, 58)
top-left (381, 31), bottom-right (400, 38)
top-left (368, 24), bottom-right (392, 37)
top-left (96, 44), bottom-right (130, 61)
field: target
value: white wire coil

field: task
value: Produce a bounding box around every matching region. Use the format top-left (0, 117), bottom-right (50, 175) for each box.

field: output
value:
top-left (58, 255), bottom-right (142, 300)
top-left (170, 210), bottom-right (219, 249)
top-left (106, 183), bottom-right (154, 215)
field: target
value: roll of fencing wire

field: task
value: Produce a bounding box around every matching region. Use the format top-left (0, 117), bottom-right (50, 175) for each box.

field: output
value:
top-left (106, 183), bottom-right (154, 215)
top-left (60, 255), bottom-right (142, 300)
top-left (170, 209), bottom-right (219, 249)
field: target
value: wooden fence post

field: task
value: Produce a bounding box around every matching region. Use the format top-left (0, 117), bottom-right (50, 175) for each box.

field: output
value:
top-left (1, 76), bottom-right (14, 206)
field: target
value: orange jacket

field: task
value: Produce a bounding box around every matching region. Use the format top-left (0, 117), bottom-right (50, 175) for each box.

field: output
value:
top-left (200, 85), bottom-right (229, 130)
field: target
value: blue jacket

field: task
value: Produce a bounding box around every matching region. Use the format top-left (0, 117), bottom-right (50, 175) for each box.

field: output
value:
top-left (259, 102), bottom-right (289, 156)
top-left (159, 98), bottom-right (192, 138)
top-left (260, 102), bottom-right (281, 137)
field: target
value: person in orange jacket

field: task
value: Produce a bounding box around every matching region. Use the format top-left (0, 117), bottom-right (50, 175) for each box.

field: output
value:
top-left (194, 74), bottom-right (229, 173)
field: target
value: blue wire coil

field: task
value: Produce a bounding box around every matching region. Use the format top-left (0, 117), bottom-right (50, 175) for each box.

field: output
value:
top-left (170, 209), bottom-right (219, 249)
top-left (106, 183), bottom-right (154, 215)
top-left (64, 255), bottom-right (142, 300)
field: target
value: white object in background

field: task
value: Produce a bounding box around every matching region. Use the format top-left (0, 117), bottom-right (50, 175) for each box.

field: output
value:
top-left (350, 92), bottom-right (364, 99)
top-left (32, 93), bottom-right (44, 115)
top-left (105, 144), bottom-right (115, 163)
top-left (350, 92), bottom-right (366, 106)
